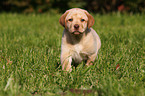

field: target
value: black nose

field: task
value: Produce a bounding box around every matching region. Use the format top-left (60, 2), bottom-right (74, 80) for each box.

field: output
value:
top-left (74, 24), bottom-right (79, 29)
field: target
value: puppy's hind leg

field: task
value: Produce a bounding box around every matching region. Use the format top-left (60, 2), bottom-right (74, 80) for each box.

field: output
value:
top-left (86, 53), bottom-right (97, 66)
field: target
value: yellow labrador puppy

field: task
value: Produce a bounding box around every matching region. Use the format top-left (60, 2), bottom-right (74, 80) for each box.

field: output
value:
top-left (59, 8), bottom-right (101, 71)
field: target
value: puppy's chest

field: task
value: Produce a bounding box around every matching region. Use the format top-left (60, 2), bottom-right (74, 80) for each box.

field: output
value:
top-left (71, 44), bottom-right (88, 63)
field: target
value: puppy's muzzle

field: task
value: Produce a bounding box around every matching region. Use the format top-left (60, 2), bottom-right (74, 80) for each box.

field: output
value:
top-left (72, 31), bottom-right (83, 35)
top-left (72, 24), bottom-right (83, 35)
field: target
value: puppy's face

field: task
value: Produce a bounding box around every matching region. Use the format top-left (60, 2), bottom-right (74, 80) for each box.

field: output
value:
top-left (59, 8), bottom-right (94, 35)
top-left (65, 10), bottom-right (88, 34)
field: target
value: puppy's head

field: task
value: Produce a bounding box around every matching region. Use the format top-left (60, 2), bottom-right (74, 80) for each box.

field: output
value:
top-left (59, 8), bottom-right (94, 35)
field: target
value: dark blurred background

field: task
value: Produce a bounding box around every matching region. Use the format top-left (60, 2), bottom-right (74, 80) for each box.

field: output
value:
top-left (0, 0), bottom-right (145, 13)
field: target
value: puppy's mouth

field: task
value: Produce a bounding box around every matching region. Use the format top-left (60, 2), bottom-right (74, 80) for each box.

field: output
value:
top-left (72, 31), bottom-right (83, 35)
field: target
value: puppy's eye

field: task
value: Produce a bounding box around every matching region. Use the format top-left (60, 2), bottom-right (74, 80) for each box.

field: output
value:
top-left (68, 19), bottom-right (73, 21)
top-left (81, 19), bottom-right (85, 22)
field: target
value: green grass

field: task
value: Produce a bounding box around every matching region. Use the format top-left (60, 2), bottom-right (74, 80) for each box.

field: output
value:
top-left (0, 13), bottom-right (145, 96)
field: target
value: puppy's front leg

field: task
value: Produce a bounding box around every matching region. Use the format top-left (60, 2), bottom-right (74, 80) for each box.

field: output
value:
top-left (86, 53), bottom-right (97, 66)
top-left (61, 54), bottom-right (72, 72)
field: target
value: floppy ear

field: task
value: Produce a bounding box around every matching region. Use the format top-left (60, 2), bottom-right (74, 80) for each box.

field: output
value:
top-left (85, 11), bottom-right (95, 29)
top-left (59, 10), bottom-right (69, 28)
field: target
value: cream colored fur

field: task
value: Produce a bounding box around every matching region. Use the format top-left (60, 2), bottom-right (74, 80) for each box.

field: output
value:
top-left (59, 8), bottom-right (101, 71)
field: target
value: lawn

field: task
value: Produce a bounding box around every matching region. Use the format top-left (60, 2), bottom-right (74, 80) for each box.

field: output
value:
top-left (0, 13), bottom-right (145, 96)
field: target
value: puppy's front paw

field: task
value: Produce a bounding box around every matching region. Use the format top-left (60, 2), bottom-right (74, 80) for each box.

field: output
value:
top-left (61, 56), bottom-right (72, 72)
